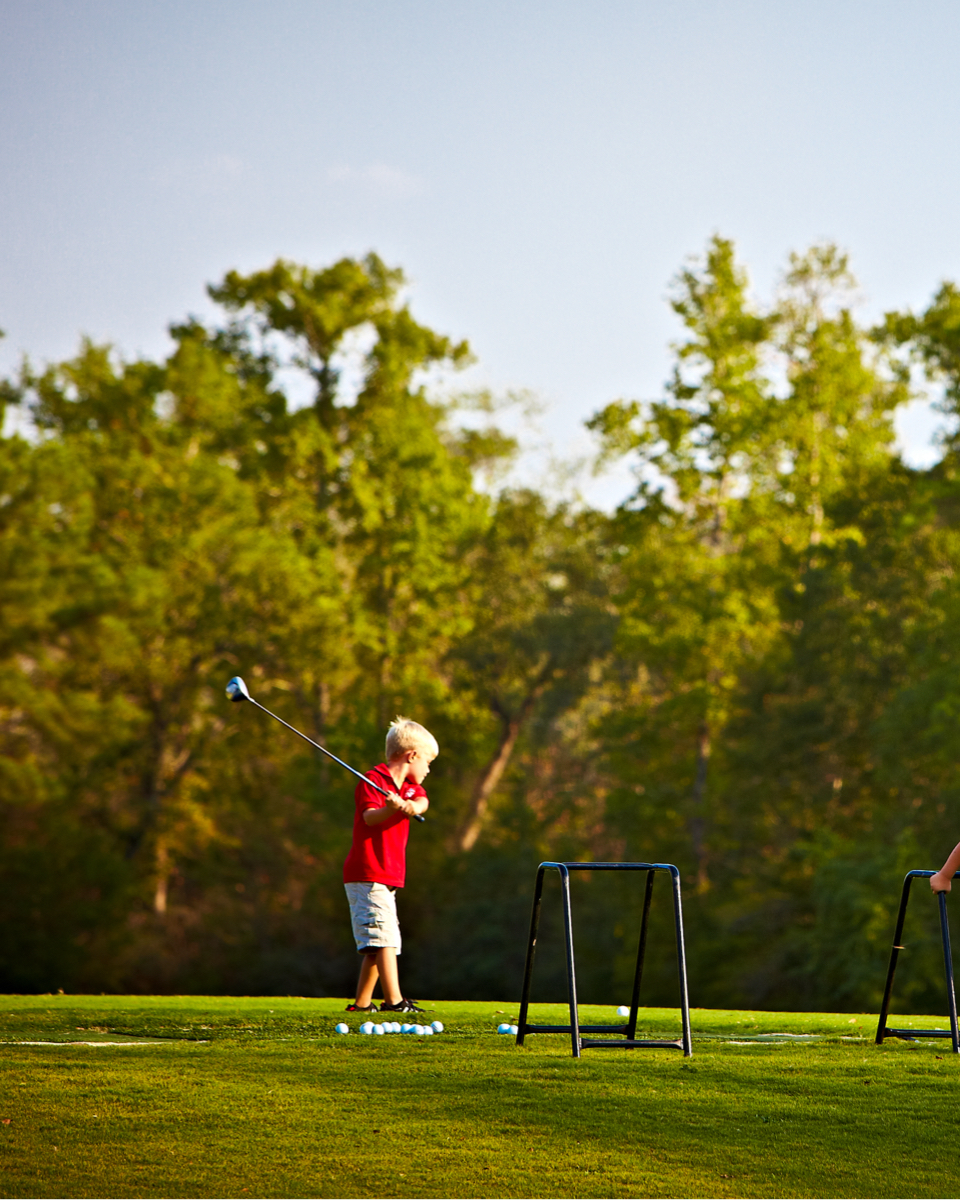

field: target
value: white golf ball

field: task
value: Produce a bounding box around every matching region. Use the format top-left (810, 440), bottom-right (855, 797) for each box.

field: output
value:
top-left (373, 1024), bottom-right (385, 1035)
top-left (413, 1024), bottom-right (425, 1035)
top-left (497, 1022), bottom-right (510, 1034)
top-left (401, 1023), bottom-right (412, 1033)
top-left (617, 1005), bottom-right (630, 1017)
top-left (422, 1025), bottom-right (434, 1035)
top-left (335, 1022), bottom-right (349, 1035)
top-left (431, 1021), bottom-right (444, 1033)
top-left (509, 1025), bottom-right (519, 1035)
top-left (360, 1022), bottom-right (374, 1035)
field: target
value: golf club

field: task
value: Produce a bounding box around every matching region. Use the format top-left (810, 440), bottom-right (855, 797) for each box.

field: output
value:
top-left (225, 676), bottom-right (426, 822)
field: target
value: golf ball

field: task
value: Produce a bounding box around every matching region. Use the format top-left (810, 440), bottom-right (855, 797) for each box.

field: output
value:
top-left (509, 1025), bottom-right (519, 1035)
top-left (335, 1022), bottom-right (349, 1035)
top-left (617, 1005), bottom-right (630, 1017)
top-left (373, 1024), bottom-right (385, 1035)
top-left (422, 1026), bottom-right (434, 1035)
top-left (497, 1022), bottom-right (510, 1034)
top-left (431, 1021), bottom-right (444, 1033)
top-left (360, 1021), bottom-right (374, 1035)
top-left (401, 1023), bottom-right (412, 1033)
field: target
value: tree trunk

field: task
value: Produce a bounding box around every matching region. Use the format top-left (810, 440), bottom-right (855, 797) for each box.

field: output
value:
top-left (690, 721), bottom-right (710, 891)
top-left (376, 556), bottom-right (394, 730)
top-left (457, 716), bottom-right (523, 852)
top-left (809, 408), bottom-right (824, 547)
top-left (456, 659), bottom-right (555, 852)
top-left (153, 839), bottom-right (169, 915)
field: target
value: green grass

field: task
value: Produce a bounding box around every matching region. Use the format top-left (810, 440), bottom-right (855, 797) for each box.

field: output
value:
top-left (0, 995), bottom-right (957, 1198)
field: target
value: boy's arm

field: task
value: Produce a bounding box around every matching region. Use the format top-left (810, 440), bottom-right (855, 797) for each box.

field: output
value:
top-left (362, 795), bottom-right (423, 825)
top-left (931, 841), bottom-right (960, 892)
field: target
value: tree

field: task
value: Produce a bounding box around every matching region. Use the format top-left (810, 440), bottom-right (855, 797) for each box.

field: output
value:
top-left (774, 243), bottom-right (902, 549)
top-left (589, 236), bottom-right (781, 888)
top-left (876, 280), bottom-right (960, 450)
top-left (205, 255), bottom-right (493, 734)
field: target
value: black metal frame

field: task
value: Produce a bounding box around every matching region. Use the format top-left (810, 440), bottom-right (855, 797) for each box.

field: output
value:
top-left (875, 869), bottom-right (960, 1053)
top-left (516, 861), bottom-right (693, 1058)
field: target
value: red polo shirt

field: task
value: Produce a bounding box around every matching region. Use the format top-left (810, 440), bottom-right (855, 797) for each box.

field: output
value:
top-left (342, 763), bottom-right (426, 888)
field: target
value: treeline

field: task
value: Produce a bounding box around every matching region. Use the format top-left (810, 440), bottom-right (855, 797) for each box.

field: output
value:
top-left (3, 239), bottom-right (960, 1012)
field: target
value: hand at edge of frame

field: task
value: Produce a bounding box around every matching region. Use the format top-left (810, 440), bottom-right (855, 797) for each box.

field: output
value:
top-left (931, 871), bottom-right (952, 893)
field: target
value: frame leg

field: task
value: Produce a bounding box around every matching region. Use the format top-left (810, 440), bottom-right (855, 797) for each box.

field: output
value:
top-left (516, 867), bottom-right (546, 1047)
top-left (627, 870), bottom-right (655, 1041)
top-left (937, 891), bottom-right (960, 1054)
top-left (559, 866), bottom-right (581, 1058)
top-left (671, 867), bottom-right (693, 1057)
top-left (876, 875), bottom-right (914, 1045)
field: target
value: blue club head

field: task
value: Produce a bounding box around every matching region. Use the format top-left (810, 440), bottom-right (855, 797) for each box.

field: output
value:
top-left (225, 676), bottom-right (250, 703)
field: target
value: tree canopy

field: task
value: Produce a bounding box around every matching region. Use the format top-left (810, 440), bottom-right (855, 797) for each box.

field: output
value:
top-left (3, 241), bottom-right (960, 1012)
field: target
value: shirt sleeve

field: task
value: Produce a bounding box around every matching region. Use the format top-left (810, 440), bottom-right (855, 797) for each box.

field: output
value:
top-left (356, 772), bottom-right (389, 811)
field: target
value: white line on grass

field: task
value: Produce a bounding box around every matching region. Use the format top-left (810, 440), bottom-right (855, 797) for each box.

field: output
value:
top-left (0, 1040), bottom-right (207, 1046)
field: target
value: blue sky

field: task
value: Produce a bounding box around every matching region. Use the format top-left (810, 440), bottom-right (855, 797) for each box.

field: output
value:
top-left (2, 0), bottom-right (959, 505)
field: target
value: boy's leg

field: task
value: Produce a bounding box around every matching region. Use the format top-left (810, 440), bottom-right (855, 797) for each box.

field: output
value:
top-left (355, 953), bottom-right (379, 1007)
top-left (375, 947), bottom-right (403, 1006)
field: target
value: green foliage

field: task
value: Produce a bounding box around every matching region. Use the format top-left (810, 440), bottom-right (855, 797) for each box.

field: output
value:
top-left (876, 280), bottom-right (960, 440)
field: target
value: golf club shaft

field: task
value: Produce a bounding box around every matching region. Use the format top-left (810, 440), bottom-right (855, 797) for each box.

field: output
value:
top-left (248, 697), bottom-right (426, 822)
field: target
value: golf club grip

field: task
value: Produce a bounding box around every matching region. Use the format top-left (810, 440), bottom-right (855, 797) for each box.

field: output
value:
top-left (250, 698), bottom-right (426, 822)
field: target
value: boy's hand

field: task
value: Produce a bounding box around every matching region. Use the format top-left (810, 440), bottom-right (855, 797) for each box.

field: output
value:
top-left (385, 792), bottom-right (416, 817)
top-left (931, 871), bottom-right (952, 893)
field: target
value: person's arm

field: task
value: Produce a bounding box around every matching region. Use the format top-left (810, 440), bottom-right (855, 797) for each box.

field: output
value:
top-left (931, 841), bottom-right (960, 892)
top-left (362, 794), bottom-right (420, 825)
top-left (407, 795), bottom-right (429, 818)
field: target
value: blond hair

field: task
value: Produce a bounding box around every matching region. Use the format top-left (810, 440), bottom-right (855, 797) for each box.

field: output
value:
top-left (385, 717), bottom-right (439, 762)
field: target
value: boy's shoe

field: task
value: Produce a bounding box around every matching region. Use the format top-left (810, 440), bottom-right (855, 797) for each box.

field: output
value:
top-left (345, 1002), bottom-right (379, 1012)
top-left (380, 998), bottom-right (425, 1013)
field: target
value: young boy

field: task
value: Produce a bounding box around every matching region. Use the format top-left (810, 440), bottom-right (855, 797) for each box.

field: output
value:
top-left (930, 841), bottom-right (960, 893)
top-left (343, 717), bottom-right (436, 1013)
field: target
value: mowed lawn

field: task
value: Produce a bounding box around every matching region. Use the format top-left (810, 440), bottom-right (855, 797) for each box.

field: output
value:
top-left (0, 995), bottom-right (957, 1199)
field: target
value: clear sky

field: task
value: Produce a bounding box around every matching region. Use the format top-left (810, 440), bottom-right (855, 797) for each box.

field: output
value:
top-left (3, 0), bottom-right (959, 505)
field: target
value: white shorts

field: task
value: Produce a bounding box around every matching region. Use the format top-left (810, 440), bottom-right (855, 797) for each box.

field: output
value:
top-left (345, 882), bottom-right (402, 955)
